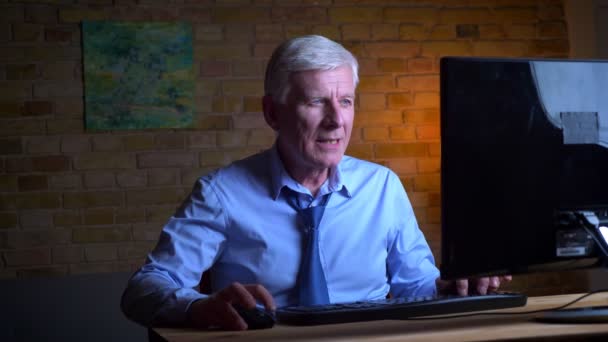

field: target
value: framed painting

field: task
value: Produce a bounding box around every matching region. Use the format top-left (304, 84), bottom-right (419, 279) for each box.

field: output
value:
top-left (83, 21), bottom-right (194, 130)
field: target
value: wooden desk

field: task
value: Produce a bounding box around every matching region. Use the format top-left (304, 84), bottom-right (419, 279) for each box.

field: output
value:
top-left (151, 292), bottom-right (608, 341)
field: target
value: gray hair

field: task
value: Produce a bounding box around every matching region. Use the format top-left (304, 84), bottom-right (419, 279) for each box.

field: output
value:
top-left (264, 35), bottom-right (359, 103)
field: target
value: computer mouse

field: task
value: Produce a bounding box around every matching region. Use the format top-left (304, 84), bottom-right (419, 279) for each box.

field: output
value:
top-left (234, 304), bottom-right (276, 330)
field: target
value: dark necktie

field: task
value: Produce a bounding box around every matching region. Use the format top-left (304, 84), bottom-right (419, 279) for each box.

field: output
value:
top-left (288, 191), bottom-right (332, 306)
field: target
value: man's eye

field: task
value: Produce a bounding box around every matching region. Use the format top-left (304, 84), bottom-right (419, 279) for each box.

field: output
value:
top-left (309, 98), bottom-right (324, 105)
top-left (340, 99), bottom-right (353, 106)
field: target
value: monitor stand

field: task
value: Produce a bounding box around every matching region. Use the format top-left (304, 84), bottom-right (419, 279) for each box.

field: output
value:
top-left (536, 211), bottom-right (608, 324)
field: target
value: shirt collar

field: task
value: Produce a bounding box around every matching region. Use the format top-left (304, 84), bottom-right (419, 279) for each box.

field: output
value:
top-left (268, 143), bottom-right (352, 200)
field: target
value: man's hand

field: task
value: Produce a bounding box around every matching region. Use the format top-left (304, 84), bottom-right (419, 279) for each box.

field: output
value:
top-left (187, 282), bottom-right (276, 330)
top-left (436, 275), bottom-right (513, 296)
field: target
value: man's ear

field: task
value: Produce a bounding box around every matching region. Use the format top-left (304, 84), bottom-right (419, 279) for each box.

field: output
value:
top-left (262, 95), bottom-right (280, 131)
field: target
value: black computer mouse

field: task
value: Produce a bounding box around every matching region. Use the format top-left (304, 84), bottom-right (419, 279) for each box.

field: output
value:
top-left (234, 305), bottom-right (276, 330)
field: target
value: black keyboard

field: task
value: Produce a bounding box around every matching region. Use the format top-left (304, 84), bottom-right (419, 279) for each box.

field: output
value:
top-left (276, 292), bottom-right (527, 325)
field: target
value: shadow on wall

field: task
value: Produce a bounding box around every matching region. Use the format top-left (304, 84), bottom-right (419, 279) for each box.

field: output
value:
top-left (0, 272), bottom-right (147, 342)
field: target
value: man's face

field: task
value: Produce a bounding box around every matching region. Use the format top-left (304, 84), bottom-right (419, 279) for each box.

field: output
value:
top-left (271, 66), bottom-right (356, 175)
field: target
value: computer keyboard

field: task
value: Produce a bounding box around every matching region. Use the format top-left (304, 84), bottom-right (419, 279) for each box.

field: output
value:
top-left (276, 292), bottom-right (527, 325)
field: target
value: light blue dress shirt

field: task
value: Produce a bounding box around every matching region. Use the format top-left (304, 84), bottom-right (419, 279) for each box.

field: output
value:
top-left (121, 145), bottom-right (439, 326)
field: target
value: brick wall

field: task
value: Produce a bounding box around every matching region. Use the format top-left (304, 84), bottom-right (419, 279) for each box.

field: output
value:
top-left (1, 0), bottom-right (582, 294)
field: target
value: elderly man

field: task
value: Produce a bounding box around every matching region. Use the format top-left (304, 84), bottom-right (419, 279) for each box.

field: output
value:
top-left (121, 35), bottom-right (509, 331)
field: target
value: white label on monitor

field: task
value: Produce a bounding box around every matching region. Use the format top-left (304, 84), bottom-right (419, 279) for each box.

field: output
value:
top-left (557, 247), bottom-right (587, 256)
top-left (600, 226), bottom-right (608, 244)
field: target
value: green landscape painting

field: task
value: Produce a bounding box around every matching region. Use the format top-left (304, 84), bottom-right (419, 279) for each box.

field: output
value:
top-left (83, 21), bottom-right (194, 130)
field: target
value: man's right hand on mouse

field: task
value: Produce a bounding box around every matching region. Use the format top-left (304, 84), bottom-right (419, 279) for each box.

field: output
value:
top-left (187, 282), bottom-right (276, 330)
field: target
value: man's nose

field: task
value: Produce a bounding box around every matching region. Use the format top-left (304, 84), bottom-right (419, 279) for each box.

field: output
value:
top-left (324, 99), bottom-right (344, 127)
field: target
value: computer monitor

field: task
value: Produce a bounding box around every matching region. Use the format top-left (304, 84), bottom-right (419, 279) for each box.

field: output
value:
top-left (439, 57), bottom-right (608, 282)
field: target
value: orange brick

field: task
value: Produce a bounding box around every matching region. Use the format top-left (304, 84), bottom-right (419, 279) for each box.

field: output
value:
top-left (538, 5), bottom-right (565, 21)
top-left (271, 7), bottom-right (327, 24)
top-left (116, 170), bottom-right (147, 188)
top-left (42, 61), bottom-right (77, 80)
top-left (389, 126), bottom-right (416, 140)
top-left (422, 41), bottom-right (472, 57)
top-left (354, 110), bottom-right (402, 126)
top-left (439, 8), bottom-right (494, 25)
top-left (83, 172), bottom-right (115, 189)
top-left (84, 208), bottom-right (114, 225)
top-left (49, 174), bottom-right (81, 190)
top-left (6, 64), bottom-right (37, 80)
top-left (384, 7), bottom-right (437, 23)
top-left (47, 119), bottom-right (84, 135)
top-left (59, 9), bottom-right (108, 23)
top-left (91, 135), bottom-right (122, 152)
top-left (417, 157), bottom-right (440, 173)
top-left (506, 24), bottom-right (536, 39)
top-left (225, 24), bottom-right (255, 42)
top-left (248, 128), bottom-right (275, 147)
top-left (387, 158), bottom-right (417, 175)
top-left (473, 41), bottom-right (529, 57)
top-left (0, 212), bottom-right (18, 229)
top-left (155, 133), bottom-right (185, 150)
top-left (74, 152), bottom-right (134, 170)
top-left (387, 92), bottom-right (414, 109)
top-left (137, 152), bottom-right (197, 168)
top-left (329, 7), bottom-right (382, 23)
top-left (407, 191), bottom-right (429, 208)
top-left (126, 188), bottom-right (187, 206)
top-left (366, 42), bottom-right (419, 58)
top-left (414, 92), bottom-right (439, 108)
top-left (233, 113), bottom-right (268, 129)
top-left (233, 60), bottom-right (264, 78)
top-left (194, 43), bottom-right (251, 60)
top-left (72, 226), bottom-right (131, 243)
top-left (495, 7), bottom-right (538, 24)
top-left (362, 127), bottom-right (389, 141)
top-left (530, 39), bottom-right (569, 56)
top-left (398, 24), bottom-right (427, 40)
top-left (222, 80), bottom-right (264, 96)
top-left (431, 25), bottom-right (458, 40)
top-left (213, 7), bottom-right (270, 23)
top-left (371, 23), bottom-right (398, 40)
top-left (414, 173), bottom-right (440, 192)
top-left (479, 24), bottom-right (506, 39)
top-left (538, 21), bottom-right (567, 38)
top-left (13, 23), bottom-right (42, 42)
top-left (375, 143), bottom-right (427, 158)
top-left (404, 108), bottom-right (439, 124)
top-left (0, 81), bottom-right (31, 100)
top-left (148, 169), bottom-right (179, 187)
top-left (18, 175), bottom-right (48, 191)
top-left (31, 155), bottom-right (70, 172)
top-left (0, 138), bottom-right (23, 154)
top-left (4, 248), bottom-right (51, 266)
top-left (45, 28), bottom-right (73, 43)
top-left (397, 75), bottom-right (439, 92)
top-left (358, 75), bottom-right (395, 91)
top-left (123, 135), bottom-right (155, 151)
top-left (177, 6), bottom-right (212, 23)
top-left (0, 102), bottom-right (24, 117)
top-left (217, 131), bottom-right (247, 148)
top-left (212, 96), bottom-right (243, 113)
top-left (188, 131), bottom-right (217, 149)
top-left (342, 24), bottom-right (371, 41)
top-left (0, 175), bottom-right (18, 192)
top-left (196, 115), bottom-right (232, 130)
top-left (345, 143), bottom-right (373, 160)
top-left (194, 24), bottom-right (223, 41)
top-left (377, 58), bottom-right (405, 73)
top-left (358, 93), bottom-right (386, 111)
top-left (426, 206), bottom-right (441, 224)
top-left (63, 191), bottom-right (123, 209)
top-left (428, 142), bottom-right (441, 157)
top-left (54, 210), bottom-right (81, 227)
top-left (116, 207), bottom-right (146, 224)
top-left (33, 82), bottom-right (82, 98)
top-left (312, 25), bottom-right (341, 41)
top-left (24, 101), bottom-right (53, 115)
top-left (243, 96), bottom-right (263, 113)
top-left (52, 246), bottom-right (85, 264)
top-left (15, 192), bottom-right (61, 209)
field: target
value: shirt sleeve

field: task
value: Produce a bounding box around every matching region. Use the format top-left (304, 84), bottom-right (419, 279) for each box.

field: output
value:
top-left (385, 172), bottom-right (440, 298)
top-left (121, 175), bottom-right (227, 326)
